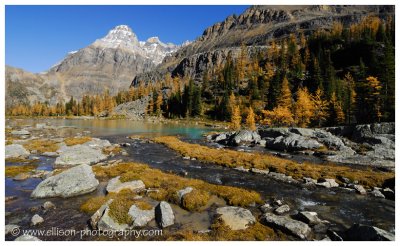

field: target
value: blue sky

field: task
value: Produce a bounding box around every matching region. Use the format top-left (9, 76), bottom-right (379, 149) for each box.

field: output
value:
top-left (6, 5), bottom-right (249, 73)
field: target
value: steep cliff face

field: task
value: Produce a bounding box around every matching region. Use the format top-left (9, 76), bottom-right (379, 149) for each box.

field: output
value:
top-left (132, 5), bottom-right (394, 86)
top-left (6, 25), bottom-right (179, 106)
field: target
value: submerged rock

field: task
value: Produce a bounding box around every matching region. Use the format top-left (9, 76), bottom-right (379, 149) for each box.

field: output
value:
top-left (215, 206), bottom-right (256, 230)
top-left (128, 205), bottom-right (155, 227)
top-left (155, 201), bottom-right (174, 228)
top-left (106, 176), bottom-right (145, 193)
top-left (55, 145), bottom-right (107, 166)
top-left (42, 201), bottom-right (56, 210)
top-left (345, 224), bottom-right (394, 241)
top-left (5, 144), bottom-right (30, 159)
top-left (261, 213), bottom-right (312, 240)
top-left (31, 164), bottom-right (99, 198)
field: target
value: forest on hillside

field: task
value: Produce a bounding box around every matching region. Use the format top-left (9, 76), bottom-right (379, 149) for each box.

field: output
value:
top-left (7, 15), bottom-right (395, 129)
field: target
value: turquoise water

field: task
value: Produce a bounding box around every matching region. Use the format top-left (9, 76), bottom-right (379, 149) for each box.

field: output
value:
top-left (7, 118), bottom-right (215, 139)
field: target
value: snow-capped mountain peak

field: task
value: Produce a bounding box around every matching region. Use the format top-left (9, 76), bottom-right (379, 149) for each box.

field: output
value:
top-left (91, 25), bottom-right (180, 65)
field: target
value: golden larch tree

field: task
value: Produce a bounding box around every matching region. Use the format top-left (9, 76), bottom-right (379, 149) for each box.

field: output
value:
top-left (312, 88), bottom-right (329, 126)
top-left (231, 105), bottom-right (242, 130)
top-left (294, 87), bottom-right (314, 127)
top-left (246, 107), bottom-right (257, 131)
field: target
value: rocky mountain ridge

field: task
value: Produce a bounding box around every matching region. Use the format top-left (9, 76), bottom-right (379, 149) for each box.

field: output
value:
top-left (132, 5), bottom-right (394, 86)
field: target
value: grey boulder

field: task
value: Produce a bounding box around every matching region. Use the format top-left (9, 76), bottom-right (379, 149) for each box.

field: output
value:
top-left (31, 164), bottom-right (99, 198)
top-left (216, 206), bottom-right (256, 230)
top-left (128, 205), bottom-right (155, 227)
top-left (261, 213), bottom-right (312, 240)
top-left (106, 176), bottom-right (145, 193)
top-left (5, 144), bottom-right (30, 159)
top-left (55, 145), bottom-right (107, 166)
top-left (155, 201), bottom-right (174, 228)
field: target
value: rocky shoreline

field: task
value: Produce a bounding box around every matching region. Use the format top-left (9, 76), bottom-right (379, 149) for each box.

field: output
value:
top-left (207, 122), bottom-right (395, 171)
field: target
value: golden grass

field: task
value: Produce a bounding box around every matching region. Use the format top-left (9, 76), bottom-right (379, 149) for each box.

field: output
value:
top-left (91, 162), bottom-right (262, 209)
top-left (166, 220), bottom-right (277, 241)
top-left (153, 136), bottom-right (394, 188)
top-left (182, 189), bottom-right (210, 211)
top-left (5, 164), bottom-right (37, 177)
top-left (64, 136), bottom-right (92, 146)
top-left (23, 139), bottom-right (59, 153)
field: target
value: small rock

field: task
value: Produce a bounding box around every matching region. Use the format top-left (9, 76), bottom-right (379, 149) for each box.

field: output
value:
top-left (274, 204), bottom-right (290, 215)
top-left (296, 211), bottom-right (321, 225)
top-left (13, 173), bottom-right (31, 181)
top-left (183, 156), bottom-right (191, 160)
top-left (42, 201), bottom-right (56, 210)
top-left (5, 224), bottom-right (20, 236)
top-left (155, 201), bottom-right (175, 228)
top-left (272, 199), bottom-right (283, 206)
top-left (106, 176), bottom-right (145, 193)
top-left (250, 168), bottom-right (269, 175)
top-left (233, 166), bottom-right (249, 172)
top-left (316, 178), bottom-right (339, 188)
top-left (370, 188), bottom-right (385, 198)
top-left (261, 213), bottom-right (312, 240)
top-left (260, 203), bottom-right (272, 213)
top-left (55, 145), bottom-right (107, 166)
top-left (128, 205), bottom-right (155, 227)
top-left (353, 185), bottom-right (367, 195)
top-left (120, 143), bottom-right (131, 147)
top-left (215, 206), bottom-right (256, 230)
top-left (31, 214), bottom-right (44, 226)
top-left (90, 199), bottom-right (113, 229)
top-left (15, 235), bottom-right (41, 241)
top-left (5, 196), bottom-right (17, 202)
top-left (177, 187), bottom-right (193, 202)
